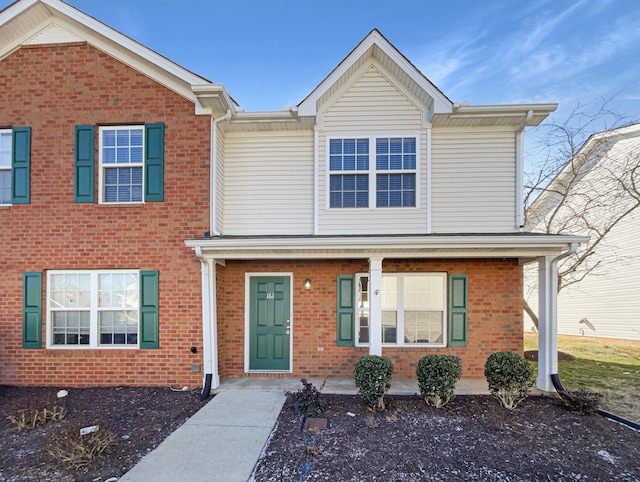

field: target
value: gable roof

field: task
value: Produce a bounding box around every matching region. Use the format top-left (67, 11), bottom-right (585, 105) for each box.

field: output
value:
top-left (0, 0), bottom-right (236, 115)
top-left (527, 122), bottom-right (640, 228)
top-left (297, 29), bottom-right (452, 118)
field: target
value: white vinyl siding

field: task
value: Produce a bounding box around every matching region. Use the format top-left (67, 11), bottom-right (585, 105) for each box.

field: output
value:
top-left (525, 131), bottom-right (640, 340)
top-left (215, 127), bottom-right (225, 233)
top-left (431, 127), bottom-right (517, 233)
top-left (525, 209), bottom-right (640, 340)
top-left (554, 208), bottom-right (640, 340)
top-left (224, 130), bottom-right (314, 235)
top-left (318, 64), bottom-right (428, 234)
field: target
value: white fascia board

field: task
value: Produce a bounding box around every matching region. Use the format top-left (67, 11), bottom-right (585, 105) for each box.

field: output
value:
top-left (451, 103), bottom-right (558, 122)
top-left (192, 84), bottom-right (237, 116)
top-left (35, 0), bottom-right (209, 86)
top-left (297, 29), bottom-right (453, 117)
top-left (185, 234), bottom-right (589, 258)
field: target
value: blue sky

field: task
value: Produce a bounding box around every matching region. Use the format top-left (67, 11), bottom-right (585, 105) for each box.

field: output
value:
top-left (4, 0), bottom-right (640, 143)
top-left (51, 0), bottom-right (639, 123)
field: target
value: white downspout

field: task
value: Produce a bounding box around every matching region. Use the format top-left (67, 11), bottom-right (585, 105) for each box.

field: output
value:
top-left (195, 247), bottom-right (219, 394)
top-left (210, 110), bottom-right (232, 236)
top-left (426, 122), bottom-right (432, 233)
top-left (314, 126), bottom-right (319, 235)
top-left (537, 242), bottom-right (578, 391)
top-left (515, 110), bottom-right (532, 230)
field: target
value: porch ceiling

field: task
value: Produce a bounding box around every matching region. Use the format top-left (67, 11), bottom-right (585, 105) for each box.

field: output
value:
top-left (185, 234), bottom-right (588, 262)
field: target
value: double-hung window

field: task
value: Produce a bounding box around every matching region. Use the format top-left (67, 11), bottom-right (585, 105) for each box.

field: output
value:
top-left (329, 138), bottom-right (369, 208)
top-left (99, 126), bottom-right (144, 203)
top-left (356, 272), bottom-right (446, 346)
top-left (0, 130), bottom-right (11, 204)
top-left (48, 270), bottom-right (140, 348)
top-left (329, 135), bottom-right (417, 209)
top-left (376, 137), bottom-right (416, 207)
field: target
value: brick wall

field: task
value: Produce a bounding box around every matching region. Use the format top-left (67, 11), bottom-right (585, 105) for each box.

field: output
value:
top-left (0, 43), bottom-right (209, 387)
top-left (217, 258), bottom-right (523, 380)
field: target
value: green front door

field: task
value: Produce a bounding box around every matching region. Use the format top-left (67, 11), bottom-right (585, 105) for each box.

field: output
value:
top-left (249, 276), bottom-right (291, 371)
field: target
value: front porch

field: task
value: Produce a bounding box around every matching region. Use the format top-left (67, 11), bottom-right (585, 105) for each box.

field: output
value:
top-left (214, 376), bottom-right (546, 396)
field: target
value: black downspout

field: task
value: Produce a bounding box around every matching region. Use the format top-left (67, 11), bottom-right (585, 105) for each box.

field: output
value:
top-left (201, 374), bottom-right (212, 401)
top-left (551, 373), bottom-right (640, 431)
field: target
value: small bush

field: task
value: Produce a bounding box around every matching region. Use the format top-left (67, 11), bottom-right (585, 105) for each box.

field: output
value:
top-left (4, 392), bottom-right (66, 431)
top-left (285, 378), bottom-right (327, 416)
top-left (354, 355), bottom-right (394, 411)
top-left (45, 421), bottom-right (117, 470)
top-left (558, 388), bottom-right (603, 415)
top-left (484, 351), bottom-right (535, 409)
top-left (416, 354), bottom-right (462, 408)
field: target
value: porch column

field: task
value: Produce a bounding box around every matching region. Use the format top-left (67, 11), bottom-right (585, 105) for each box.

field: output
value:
top-left (368, 256), bottom-right (383, 356)
top-left (537, 255), bottom-right (557, 392)
top-left (197, 252), bottom-right (220, 390)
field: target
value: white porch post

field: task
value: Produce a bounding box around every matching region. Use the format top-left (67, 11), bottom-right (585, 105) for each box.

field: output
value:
top-left (537, 255), bottom-right (557, 392)
top-left (197, 252), bottom-right (220, 389)
top-left (368, 257), bottom-right (383, 356)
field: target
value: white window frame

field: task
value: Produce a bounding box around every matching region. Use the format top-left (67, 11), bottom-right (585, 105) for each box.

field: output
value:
top-left (355, 272), bottom-right (446, 347)
top-left (0, 129), bottom-right (12, 206)
top-left (46, 269), bottom-right (140, 349)
top-left (326, 133), bottom-right (420, 210)
top-left (98, 125), bottom-right (145, 204)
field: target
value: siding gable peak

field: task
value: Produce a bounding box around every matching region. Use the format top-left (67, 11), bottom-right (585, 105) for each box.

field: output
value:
top-left (297, 29), bottom-right (453, 118)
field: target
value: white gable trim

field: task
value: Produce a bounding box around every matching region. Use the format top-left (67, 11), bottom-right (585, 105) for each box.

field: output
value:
top-left (23, 21), bottom-right (82, 44)
top-left (298, 29), bottom-right (453, 117)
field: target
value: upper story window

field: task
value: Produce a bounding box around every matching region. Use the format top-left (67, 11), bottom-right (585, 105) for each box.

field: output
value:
top-left (99, 126), bottom-right (144, 203)
top-left (356, 272), bottom-right (446, 347)
top-left (328, 135), bottom-right (418, 209)
top-left (375, 137), bottom-right (416, 207)
top-left (0, 130), bottom-right (11, 204)
top-left (329, 138), bottom-right (369, 208)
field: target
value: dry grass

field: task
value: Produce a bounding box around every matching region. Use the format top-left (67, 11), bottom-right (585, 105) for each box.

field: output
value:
top-left (524, 333), bottom-right (640, 422)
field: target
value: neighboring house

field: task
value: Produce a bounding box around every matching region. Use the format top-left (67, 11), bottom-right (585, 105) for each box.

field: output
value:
top-left (0, 0), bottom-right (584, 393)
top-left (525, 123), bottom-right (640, 341)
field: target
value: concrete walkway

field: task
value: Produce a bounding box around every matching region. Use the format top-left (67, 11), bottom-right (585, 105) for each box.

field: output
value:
top-left (118, 378), bottom-right (490, 482)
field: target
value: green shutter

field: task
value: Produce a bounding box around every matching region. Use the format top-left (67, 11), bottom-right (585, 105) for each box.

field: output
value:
top-left (23, 272), bottom-right (42, 348)
top-left (336, 275), bottom-right (355, 346)
top-left (12, 127), bottom-right (31, 204)
top-left (144, 123), bottom-right (164, 202)
top-left (139, 270), bottom-right (159, 348)
top-left (74, 125), bottom-right (95, 203)
top-left (448, 274), bottom-right (468, 347)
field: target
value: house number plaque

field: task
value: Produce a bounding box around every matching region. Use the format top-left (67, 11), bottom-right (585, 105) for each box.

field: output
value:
top-left (266, 293), bottom-right (274, 299)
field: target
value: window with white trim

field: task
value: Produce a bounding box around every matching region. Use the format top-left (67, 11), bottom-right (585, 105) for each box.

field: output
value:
top-left (47, 270), bottom-right (139, 347)
top-left (0, 129), bottom-right (11, 204)
top-left (328, 136), bottom-right (417, 209)
top-left (329, 138), bottom-right (369, 208)
top-left (356, 272), bottom-right (446, 346)
top-left (99, 126), bottom-right (144, 203)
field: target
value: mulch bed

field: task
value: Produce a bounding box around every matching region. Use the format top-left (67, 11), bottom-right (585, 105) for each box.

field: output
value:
top-left (251, 394), bottom-right (640, 481)
top-left (0, 385), bottom-right (208, 482)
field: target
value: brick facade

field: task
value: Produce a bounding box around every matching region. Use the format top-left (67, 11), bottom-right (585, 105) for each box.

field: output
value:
top-left (0, 43), bottom-right (210, 387)
top-left (217, 258), bottom-right (523, 380)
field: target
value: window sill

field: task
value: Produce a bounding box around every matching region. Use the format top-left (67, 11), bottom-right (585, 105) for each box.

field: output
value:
top-left (97, 203), bottom-right (145, 208)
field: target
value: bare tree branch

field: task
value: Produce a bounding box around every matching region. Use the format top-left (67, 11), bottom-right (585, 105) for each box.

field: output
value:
top-left (524, 98), bottom-right (639, 329)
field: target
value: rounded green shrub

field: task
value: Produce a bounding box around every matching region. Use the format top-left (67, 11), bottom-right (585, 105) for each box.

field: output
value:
top-left (484, 351), bottom-right (535, 409)
top-left (354, 355), bottom-right (394, 411)
top-left (416, 354), bottom-right (462, 408)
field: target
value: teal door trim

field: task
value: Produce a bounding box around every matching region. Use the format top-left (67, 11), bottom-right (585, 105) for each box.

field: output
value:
top-left (245, 273), bottom-right (292, 372)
